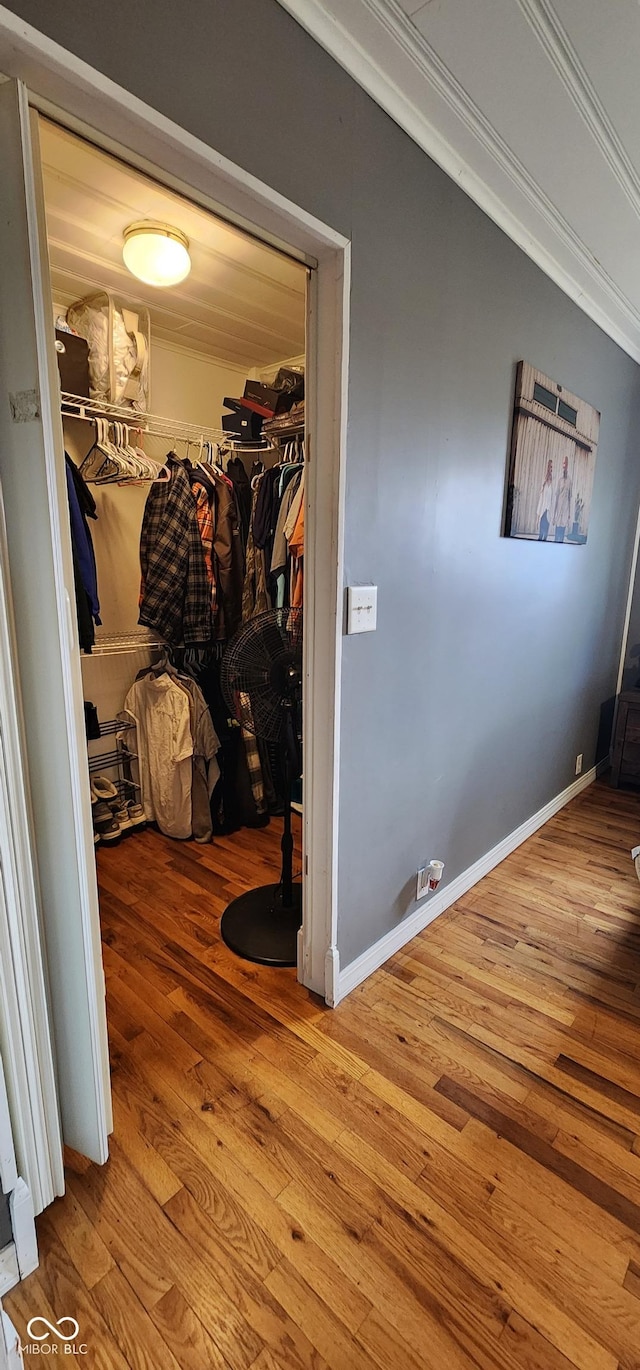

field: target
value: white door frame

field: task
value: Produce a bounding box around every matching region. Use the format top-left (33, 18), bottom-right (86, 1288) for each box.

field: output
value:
top-left (0, 7), bottom-right (348, 1007)
top-left (0, 76), bottom-right (112, 1168)
top-left (0, 485), bottom-right (63, 1211)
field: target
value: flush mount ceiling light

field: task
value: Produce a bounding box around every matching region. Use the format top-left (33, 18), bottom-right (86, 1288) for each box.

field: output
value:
top-left (122, 221), bottom-right (191, 287)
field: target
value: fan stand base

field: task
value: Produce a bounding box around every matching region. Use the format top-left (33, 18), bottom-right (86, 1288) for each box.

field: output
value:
top-left (220, 883), bottom-right (302, 967)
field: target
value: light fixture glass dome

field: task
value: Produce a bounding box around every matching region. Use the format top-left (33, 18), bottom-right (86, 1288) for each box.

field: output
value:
top-left (122, 221), bottom-right (191, 287)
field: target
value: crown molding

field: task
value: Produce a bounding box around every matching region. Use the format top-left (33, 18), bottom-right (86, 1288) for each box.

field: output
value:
top-left (277, 0), bottom-right (640, 362)
top-left (515, 0), bottom-right (640, 221)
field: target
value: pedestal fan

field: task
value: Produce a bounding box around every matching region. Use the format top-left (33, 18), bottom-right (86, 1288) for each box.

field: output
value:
top-left (220, 607), bottom-right (303, 966)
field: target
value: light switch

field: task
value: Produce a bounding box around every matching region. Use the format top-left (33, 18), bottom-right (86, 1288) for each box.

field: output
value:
top-left (347, 585), bottom-right (377, 634)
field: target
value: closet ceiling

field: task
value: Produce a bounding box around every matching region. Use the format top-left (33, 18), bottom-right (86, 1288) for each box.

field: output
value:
top-left (278, 0), bottom-right (640, 363)
top-left (39, 119), bottom-right (306, 370)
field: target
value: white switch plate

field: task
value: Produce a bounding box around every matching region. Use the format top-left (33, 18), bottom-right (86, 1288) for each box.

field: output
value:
top-left (347, 585), bottom-right (377, 634)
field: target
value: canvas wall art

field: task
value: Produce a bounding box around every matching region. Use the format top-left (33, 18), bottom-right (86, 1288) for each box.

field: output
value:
top-left (504, 361), bottom-right (600, 544)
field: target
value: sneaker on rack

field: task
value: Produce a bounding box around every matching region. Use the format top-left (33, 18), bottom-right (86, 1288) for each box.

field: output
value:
top-left (93, 808), bottom-right (122, 845)
top-left (91, 775), bottom-right (120, 812)
top-left (126, 802), bottom-right (146, 831)
top-left (113, 804), bottom-right (134, 834)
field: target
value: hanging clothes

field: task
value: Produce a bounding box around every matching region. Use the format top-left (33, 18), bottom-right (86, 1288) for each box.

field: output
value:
top-left (210, 467), bottom-right (244, 640)
top-left (139, 454), bottom-right (212, 645)
top-left (242, 480), bottom-right (271, 620)
top-left (70, 540), bottom-right (95, 653)
top-left (128, 656), bottom-right (221, 843)
top-left (288, 496), bottom-right (304, 609)
top-left (188, 655), bottom-right (267, 833)
top-left (123, 671), bottom-right (194, 838)
top-left (175, 672), bottom-right (221, 843)
top-left (238, 692), bottom-right (265, 815)
top-left (191, 480), bottom-right (218, 618)
top-left (284, 467), bottom-right (305, 609)
top-left (252, 464), bottom-right (282, 572)
top-left (65, 453), bottom-right (101, 650)
top-left (271, 467), bottom-right (302, 608)
top-left (226, 455), bottom-right (252, 550)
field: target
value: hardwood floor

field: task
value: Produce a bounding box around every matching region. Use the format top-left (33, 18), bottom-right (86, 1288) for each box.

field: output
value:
top-left (7, 782), bottom-right (640, 1368)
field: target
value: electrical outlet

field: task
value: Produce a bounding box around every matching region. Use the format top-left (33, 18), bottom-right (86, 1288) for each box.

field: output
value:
top-left (416, 867), bottom-right (430, 901)
top-left (575, 753), bottom-right (583, 776)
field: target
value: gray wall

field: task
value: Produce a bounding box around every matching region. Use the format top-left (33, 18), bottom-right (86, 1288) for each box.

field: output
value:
top-left (7, 0), bottom-right (640, 967)
top-left (621, 560), bottom-right (640, 692)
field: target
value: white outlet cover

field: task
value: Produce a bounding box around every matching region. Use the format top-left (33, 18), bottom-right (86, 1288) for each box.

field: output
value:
top-left (416, 867), bottom-right (429, 901)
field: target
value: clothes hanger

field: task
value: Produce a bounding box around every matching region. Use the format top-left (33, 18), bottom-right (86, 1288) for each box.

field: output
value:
top-left (151, 461), bottom-right (171, 484)
top-left (119, 423), bottom-right (153, 482)
top-left (78, 419), bottom-right (101, 480)
top-left (109, 422), bottom-right (134, 482)
top-left (92, 418), bottom-right (123, 483)
top-left (147, 646), bottom-right (173, 677)
top-left (130, 426), bottom-right (159, 480)
top-left (130, 426), bottom-right (156, 480)
top-left (79, 417), bottom-right (114, 481)
top-left (183, 439), bottom-right (195, 469)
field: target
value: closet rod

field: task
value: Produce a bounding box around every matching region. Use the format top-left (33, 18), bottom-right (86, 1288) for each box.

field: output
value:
top-left (60, 391), bottom-right (236, 446)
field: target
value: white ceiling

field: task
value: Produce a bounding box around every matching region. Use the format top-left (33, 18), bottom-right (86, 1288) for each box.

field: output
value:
top-left (279, 0), bottom-right (640, 362)
top-left (39, 117), bottom-right (306, 370)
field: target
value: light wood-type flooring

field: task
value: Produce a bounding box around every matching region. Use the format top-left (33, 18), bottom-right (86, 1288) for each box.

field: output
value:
top-left (7, 782), bottom-right (640, 1368)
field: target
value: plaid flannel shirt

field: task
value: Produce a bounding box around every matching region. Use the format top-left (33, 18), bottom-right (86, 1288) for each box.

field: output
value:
top-left (139, 456), bottom-right (212, 644)
top-left (239, 691), bottom-right (265, 812)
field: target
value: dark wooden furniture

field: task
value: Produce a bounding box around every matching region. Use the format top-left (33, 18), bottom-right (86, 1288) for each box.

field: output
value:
top-left (610, 690), bottom-right (640, 788)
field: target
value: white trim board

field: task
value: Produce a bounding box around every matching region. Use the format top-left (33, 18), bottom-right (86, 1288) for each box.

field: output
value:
top-left (335, 763), bottom-right (601, 1004)
top-left (0, 480), bottom-right (62, 1207)
top-left (277, 0), bottom-right (640, 364)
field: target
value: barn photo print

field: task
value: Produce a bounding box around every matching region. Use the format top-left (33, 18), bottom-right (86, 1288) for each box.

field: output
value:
top-left (504, 361), bottom-right (600, 544)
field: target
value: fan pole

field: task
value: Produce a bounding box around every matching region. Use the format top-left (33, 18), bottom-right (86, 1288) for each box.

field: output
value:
top-left (219, 611), bottom-right (303, 966)
top-left (281, 758), bottom-right (294, 909)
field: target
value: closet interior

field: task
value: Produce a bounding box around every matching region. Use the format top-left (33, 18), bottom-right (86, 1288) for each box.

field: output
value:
top-left (39, 116), bottom-right (308, 980)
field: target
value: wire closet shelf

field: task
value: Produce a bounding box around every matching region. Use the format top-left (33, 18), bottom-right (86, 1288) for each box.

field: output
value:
top-left (59, 394), bottom-right (293, 457)
top-left (60, 390), bottom-right (235, 447)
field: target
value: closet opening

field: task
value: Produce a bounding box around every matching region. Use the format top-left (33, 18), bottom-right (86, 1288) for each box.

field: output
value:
top-left (40, 116), bottom-right (310, 1002)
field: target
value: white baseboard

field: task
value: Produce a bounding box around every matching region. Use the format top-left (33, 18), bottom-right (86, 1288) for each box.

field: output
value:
top-left (0, 1246), bottom-right (19, 1299)
top-left (335, 763), bottom-right (602, 1004)
top-left (9, 1182), bottom-right (37, 1282)
top-left (324, 945), bottom-right (340, 1007)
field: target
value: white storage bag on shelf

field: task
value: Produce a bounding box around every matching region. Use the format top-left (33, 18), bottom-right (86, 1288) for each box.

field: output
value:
top-left (67, 291), bottom-right (150, 411)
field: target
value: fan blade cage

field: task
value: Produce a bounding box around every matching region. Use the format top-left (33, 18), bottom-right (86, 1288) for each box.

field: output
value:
top-left (221, 608), bottom-right (303, 743)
